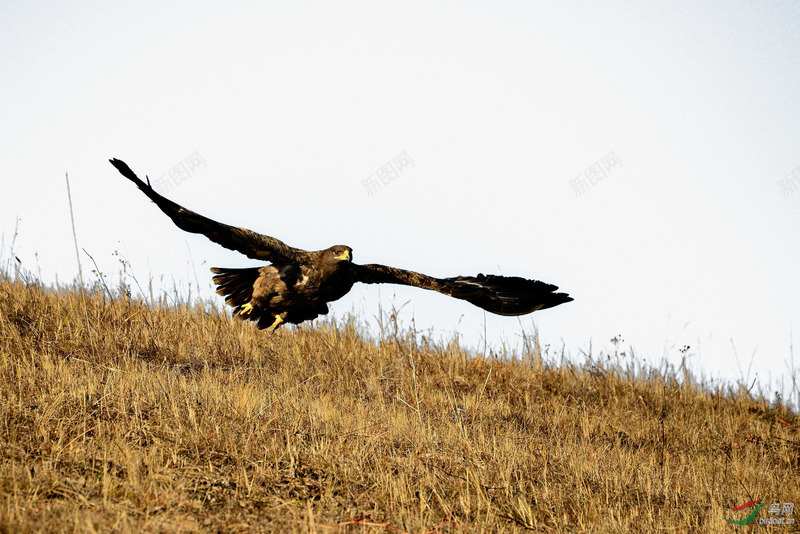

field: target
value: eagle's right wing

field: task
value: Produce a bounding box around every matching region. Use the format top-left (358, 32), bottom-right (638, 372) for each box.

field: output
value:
top-left (109, 158), bottom-right (310, 264)
top-left (351, 263), bottom-right (572, 316)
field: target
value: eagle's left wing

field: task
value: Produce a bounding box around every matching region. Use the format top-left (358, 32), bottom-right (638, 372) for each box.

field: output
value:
top-left (109, 158), bottom-right (311, 264)
top-left (351, 263), bottom-right (572, 316)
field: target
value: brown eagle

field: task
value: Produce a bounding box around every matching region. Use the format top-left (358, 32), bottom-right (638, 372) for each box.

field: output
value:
top-left (110, 158), bottom-right (572, 331)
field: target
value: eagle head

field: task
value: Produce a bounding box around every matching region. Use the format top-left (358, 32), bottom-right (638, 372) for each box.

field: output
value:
top-left (329, 246), bottom-right (353, 263)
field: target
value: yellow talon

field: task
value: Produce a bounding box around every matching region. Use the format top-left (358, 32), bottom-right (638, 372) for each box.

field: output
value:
top-left (268, 314), bottom-right (284, 332)
top-left (240, 302), bottom-right (254, 317)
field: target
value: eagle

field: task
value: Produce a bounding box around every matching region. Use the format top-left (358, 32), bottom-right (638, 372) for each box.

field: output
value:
top-left (109, 159), bottom-right (572, 332)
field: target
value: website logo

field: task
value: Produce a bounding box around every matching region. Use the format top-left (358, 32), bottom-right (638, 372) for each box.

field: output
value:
top-left (724, 501), bottom-right (764, 525)
top-left (724, 500), bottom-right (795, 526)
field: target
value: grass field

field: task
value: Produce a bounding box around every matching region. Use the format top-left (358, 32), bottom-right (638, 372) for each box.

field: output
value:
top-left (1, 271), bottom-right (798, 533)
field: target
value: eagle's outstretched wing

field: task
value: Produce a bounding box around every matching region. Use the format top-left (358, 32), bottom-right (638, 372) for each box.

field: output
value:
top-left (351, 263), bottom-right (572, 316)
top-left (109, 158), bottom-right (310, 264)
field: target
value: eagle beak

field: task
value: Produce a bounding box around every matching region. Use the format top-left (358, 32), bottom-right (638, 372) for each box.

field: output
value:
top-left (335, 250), bottom-right (352, 262)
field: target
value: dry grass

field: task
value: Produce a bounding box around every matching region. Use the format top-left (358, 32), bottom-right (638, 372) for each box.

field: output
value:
top-left (0, 272), bottom-right (798, 533)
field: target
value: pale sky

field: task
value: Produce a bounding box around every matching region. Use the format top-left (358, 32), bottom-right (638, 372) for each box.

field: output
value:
top-left (2, 1), bottom-right (799, 405)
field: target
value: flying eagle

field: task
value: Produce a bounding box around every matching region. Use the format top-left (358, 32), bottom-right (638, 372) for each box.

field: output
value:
top-left (109, 159), bottom-right (572, 331)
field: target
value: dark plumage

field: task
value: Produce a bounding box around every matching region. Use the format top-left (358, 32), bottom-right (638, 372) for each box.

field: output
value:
top-left (109, 158), bottom-right (572, 331)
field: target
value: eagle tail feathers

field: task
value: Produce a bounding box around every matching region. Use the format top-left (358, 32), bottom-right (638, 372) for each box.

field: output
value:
top-left (210, 267), bottom-right (260, 308)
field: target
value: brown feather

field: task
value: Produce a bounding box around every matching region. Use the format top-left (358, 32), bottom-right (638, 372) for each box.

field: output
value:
top-left (109, 159), bottom-right (309, 264)
top-left (351, 264), bottom-right (572, 316)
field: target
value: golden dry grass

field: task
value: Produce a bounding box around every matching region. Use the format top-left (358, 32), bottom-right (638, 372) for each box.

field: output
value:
top-left (0, 273), bottom-right (798, 533)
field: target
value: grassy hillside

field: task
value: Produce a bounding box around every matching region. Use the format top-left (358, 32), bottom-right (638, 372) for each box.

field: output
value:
top-left (0, 273), bottom-right (798, 533)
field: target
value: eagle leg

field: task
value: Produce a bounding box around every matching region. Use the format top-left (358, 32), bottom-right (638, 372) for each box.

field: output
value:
top-left (239, 302), bottom-right (255, 317)
top-left (267, 313), bottom-right (285, 333)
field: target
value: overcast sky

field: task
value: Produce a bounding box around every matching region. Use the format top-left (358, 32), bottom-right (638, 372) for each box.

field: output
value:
top-left (2, 1), bottom-right (799, 404)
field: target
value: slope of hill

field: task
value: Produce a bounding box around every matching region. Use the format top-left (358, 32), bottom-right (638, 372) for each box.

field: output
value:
top-left (0, 274), bottom-right (797, 533)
